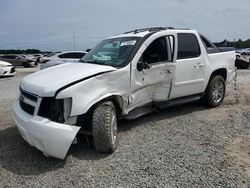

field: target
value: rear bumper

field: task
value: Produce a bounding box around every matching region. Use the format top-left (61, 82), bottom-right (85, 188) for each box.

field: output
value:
top-left (12, 99), bottom-right (80, 159)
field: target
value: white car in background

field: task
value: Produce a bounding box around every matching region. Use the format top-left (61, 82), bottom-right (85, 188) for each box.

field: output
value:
top-left (39, 51), bottom-right (87, 70)
top-left (0, 60), bottom-right (16, 77)
top-left (241, 48), bottom-right (250, 55)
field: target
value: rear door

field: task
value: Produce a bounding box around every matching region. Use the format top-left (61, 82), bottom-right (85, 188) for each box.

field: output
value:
top-left (169, 33), bottom-right (205, 99)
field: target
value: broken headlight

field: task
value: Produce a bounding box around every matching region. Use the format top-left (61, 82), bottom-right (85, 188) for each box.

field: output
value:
top-left (38, 97), bottom-right (72, 123)
top-left (63, 98), bottom-right (72, 121)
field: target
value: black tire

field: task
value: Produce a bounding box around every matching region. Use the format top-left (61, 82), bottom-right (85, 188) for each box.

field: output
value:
top-left (201, 75), bottom-right (226, 107)
top-left (23, 62), bottom-right (30, 68)
top-left (92, 101), bottom-right (118, 153)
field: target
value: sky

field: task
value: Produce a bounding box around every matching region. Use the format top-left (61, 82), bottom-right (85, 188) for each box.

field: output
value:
top-left (0, 0), bottom-right (249, 51)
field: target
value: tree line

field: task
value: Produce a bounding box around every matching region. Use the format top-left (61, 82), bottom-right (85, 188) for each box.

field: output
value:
top-left (214, 39), bottom-right (250, 49)
top-left (0, 49), bottom-right (42, 54)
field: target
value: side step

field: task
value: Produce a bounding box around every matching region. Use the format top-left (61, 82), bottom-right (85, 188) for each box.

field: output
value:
top-left (124, 94), bottom-right (202, 120)
top-left (155, 94), bottom-right (202, 109)
top-left (124, 106), bottom-right (154, 120)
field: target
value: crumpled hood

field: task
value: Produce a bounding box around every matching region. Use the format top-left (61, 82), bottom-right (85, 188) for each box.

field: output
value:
top-left (21, 63), bottom-right (116, 96)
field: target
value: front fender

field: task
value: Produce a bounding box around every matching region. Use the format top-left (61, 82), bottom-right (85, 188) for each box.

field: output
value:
top-left (56, 75), bottom-right (129, 116)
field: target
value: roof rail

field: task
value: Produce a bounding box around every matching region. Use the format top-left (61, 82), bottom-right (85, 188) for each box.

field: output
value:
top-left (123, 27), bottom-right (175, 34)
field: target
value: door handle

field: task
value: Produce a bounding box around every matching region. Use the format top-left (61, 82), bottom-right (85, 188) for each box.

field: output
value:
top-left (160, 69), bottom-right (173, 74)
top-left (194, 63), bottom-right (204, 68)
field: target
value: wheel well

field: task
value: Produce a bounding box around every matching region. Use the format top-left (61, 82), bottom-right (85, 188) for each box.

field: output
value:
top-left (76, 95), bottom-right (123, 132)
top-left (210, 68), bottom-right (227, 81)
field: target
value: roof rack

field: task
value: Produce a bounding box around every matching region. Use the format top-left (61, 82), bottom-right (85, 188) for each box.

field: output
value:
top-left (123, 27), bottom-right (175, 34)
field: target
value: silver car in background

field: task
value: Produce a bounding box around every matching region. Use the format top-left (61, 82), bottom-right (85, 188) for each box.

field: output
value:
top-left (0, 55), bottom-right (36, 67)
top-left (39, 51), bottom-right (87, 70)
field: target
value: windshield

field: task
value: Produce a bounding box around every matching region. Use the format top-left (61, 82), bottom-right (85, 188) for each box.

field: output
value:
top-left (81, 37), bottom-right (140, 67)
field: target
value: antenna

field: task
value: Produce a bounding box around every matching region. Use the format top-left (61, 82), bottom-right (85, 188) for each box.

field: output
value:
top-left (73, 26), bottom-right (76, 51)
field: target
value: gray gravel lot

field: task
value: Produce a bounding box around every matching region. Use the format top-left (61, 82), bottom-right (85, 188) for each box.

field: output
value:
top-left (0, 67), bottom-right (249, 187)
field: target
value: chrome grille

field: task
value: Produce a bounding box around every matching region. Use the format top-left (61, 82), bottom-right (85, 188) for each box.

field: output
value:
top-left (20, 89), bottom-right (38, 102)
top-left (19, 88), bottom-right (38, 115)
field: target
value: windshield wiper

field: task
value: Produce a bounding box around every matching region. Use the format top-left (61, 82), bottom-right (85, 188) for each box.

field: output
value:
top-left (85, 60), bottom-right (110, 66)
top-left (79, 59), bottom-right (112, 66)
top-left (79, 59), bottom-right (99, 64)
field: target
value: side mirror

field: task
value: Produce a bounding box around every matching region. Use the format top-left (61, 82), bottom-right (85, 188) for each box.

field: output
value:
top-left (137, 61), bottom-right (150, 71)
top-left (137, 61), bottom-right (144, 71)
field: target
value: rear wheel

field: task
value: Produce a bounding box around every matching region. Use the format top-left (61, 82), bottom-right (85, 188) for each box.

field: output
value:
top-left (92, 101), bottom-right (118, 153)
top-left (201, 75), bottom-right (226, 107)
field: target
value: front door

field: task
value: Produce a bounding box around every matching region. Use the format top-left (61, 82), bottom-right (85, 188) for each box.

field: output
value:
top-left (129, 35), bottom-right (176, 110)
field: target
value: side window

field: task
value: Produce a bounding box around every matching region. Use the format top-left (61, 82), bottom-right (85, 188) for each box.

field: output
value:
top-left (58, 53), bottom-right (67, 58)
top-left (142, 37), bottom-right (169, 64)
top-left (58, 53), bottom-right (76, 59)
top-left (75, 53), bottom-right (86, 58)
top-left (59, 52), bottom-right (86, 59)
top-left (177, 33), bottom-right (200, 59)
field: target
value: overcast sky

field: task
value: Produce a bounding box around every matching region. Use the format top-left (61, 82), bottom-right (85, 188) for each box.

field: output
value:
top-left (0, 0), bottom-right (249, 51)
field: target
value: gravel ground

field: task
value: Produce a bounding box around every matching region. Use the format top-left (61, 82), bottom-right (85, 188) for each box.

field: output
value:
top-left (0, 67), bottom-right (249, 187)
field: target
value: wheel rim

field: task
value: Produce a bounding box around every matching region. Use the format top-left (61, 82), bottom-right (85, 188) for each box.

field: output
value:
top-left (212, 80), bottom-right (224, 103)
top-left (110, 111), bottom-right (117, 145)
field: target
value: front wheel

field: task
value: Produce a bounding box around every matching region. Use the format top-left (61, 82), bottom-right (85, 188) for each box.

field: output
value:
top-left (92, 101), bottom-right (118, 153)
top-left (201, 75), bottom-right (226, 107)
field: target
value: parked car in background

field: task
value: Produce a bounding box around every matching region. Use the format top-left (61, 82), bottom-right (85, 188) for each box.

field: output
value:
top-left (241, 48), bottom-right (250, 55)
top-left (30, 54), bottom-right (44, 64)
top-left (39, 51), bottom-right (87, 69)
top-left (0, 60), bottom-right (15, 77)
top-left (235, 52), bottom-right (250, 69)
top-left (0, 55), bottom-right (36, 67)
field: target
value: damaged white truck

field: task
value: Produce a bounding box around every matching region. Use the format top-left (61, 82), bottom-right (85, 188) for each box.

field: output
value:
top-left (13, 27), bottom-right (236, 159)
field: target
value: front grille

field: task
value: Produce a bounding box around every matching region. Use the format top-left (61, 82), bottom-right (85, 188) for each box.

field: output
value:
top-left (20, 100), bottom-right (35, 115)
top-left (20, 89), bottom-right (37, 102)
top-left (10, 67), bottom-right (15, 73)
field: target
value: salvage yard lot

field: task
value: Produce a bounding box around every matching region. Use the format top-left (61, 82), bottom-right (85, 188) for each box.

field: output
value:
top-left (0, 67), bottom-right (249, 187)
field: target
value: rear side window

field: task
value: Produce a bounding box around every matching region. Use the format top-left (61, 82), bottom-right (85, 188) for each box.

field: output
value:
top-left (200, 35), bottom-right (220, 54)
top-left (177, 33), bottom-right (200, 59)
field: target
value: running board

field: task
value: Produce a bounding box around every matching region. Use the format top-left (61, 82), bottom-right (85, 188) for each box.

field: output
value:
top-left (124, 94), bottom-right (202, 120)
top-left (124, 106), bottom-right (154, 120)
top-left (155, 94), bottom-right (202, 109)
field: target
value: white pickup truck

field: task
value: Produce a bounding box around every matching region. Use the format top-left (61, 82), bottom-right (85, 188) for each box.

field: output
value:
top-left (13, 27), bottom-right (236, 159)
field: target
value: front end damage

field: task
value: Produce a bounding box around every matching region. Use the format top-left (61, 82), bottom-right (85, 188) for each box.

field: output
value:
top-left (13, 89), bottom-right (80, 159)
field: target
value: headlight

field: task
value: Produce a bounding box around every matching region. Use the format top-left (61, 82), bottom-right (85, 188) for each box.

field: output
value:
top-left (63, 98), bottom-right (72, 120)
top-left (38, 97), bottom-right (72, 123)
top-left (0, 64), bottom-right (8, 67)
